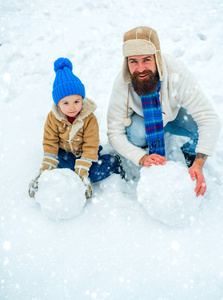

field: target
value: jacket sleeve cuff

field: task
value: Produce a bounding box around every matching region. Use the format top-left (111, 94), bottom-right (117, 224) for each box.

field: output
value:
top-left (41, 156), bottom-right (59, 171)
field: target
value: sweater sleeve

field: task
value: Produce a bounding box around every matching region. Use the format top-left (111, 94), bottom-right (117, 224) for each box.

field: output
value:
top-left (172, 61), bottom-right (221, 156)
top-left (107, 73), bottom-right (147, 166)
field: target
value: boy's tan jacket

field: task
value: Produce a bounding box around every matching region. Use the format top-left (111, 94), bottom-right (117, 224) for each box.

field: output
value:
top-left (42, 98), bottom-right (99, 171)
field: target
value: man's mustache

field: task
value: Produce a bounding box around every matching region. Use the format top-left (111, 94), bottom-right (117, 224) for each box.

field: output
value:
top-left (133, 70), bottom-right (154, 77)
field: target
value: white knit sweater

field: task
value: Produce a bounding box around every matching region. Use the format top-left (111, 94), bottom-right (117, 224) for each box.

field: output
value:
top-left (107, 54), bottom-right (221, 166)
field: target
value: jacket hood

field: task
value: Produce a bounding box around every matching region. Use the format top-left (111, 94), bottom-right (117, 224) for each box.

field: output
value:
top-left (52, 97), bottom-right (97, 141)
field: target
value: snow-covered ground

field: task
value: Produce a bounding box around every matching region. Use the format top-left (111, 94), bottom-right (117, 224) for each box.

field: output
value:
top-left (1, 0), bottom-right (223, 299)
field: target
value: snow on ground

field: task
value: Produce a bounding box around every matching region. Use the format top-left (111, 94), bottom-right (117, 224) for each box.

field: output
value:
top-left (0, 0), bottom-right (223, 299)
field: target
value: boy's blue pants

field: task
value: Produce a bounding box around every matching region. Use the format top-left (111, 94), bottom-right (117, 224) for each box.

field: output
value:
top-left (57, 146), bottom-right (119, 183)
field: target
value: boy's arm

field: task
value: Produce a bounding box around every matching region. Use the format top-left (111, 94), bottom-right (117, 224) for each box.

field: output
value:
top-left (41, 112), bottom-right (60, 171)
top-left (29, 112), bottom-right (59, 198)
top-left (74, 114), bottom-right (99, 199)
top-left (74, 114), bottom-right (99, 178)
top-left (81, 114), bottom-right (100, 162)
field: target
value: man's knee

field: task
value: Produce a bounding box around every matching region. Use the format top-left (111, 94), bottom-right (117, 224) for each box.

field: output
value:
top-left (128, 131), bottom-right (147, 147)
top-left (126, 113), bottom-right (147, 147)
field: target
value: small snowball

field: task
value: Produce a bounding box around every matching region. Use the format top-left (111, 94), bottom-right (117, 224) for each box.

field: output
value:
top-left (35, 169), bottom-right (86, 220)
top-left (137, 161), bottom-right (201, 227)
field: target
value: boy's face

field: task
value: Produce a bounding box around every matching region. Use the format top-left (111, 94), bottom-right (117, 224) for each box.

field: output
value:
top-left (58, 95), bottom-right (83, 118)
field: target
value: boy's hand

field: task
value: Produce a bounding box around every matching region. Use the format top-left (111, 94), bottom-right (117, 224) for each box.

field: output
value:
top-left (82, 176), bottom-right (93, 199)
top-left (28, 171), bottom-right (43, 198)
top-left (75, 158), bottom-right (93, 199)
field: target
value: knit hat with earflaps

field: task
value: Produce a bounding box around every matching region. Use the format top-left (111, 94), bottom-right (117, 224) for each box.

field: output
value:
top-left (122, 26), bottom-right (163, 83)
top-left (52, 57), bottom-right (85, 105)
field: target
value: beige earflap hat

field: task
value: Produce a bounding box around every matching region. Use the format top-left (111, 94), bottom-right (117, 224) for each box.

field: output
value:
top-left (122, 26), bottom-right (163, 83)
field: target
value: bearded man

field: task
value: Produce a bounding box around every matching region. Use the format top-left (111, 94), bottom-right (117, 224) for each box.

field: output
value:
top-left (107, 26), bottom-right (221, 197)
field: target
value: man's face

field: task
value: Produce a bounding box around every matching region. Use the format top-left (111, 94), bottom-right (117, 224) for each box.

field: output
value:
top-left (128, 54), bottom-right (157, 76)
top-left (128, 54), bottom-right (159, 95)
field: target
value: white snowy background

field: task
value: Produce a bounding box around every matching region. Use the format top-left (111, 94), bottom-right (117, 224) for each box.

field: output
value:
top-left (1, 0), bottom-right (223, 299)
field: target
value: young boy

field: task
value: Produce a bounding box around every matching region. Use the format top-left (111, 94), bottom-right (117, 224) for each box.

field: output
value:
top-left (29, 57), bottom-right (122, 199)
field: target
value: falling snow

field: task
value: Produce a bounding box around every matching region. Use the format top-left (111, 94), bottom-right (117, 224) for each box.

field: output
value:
top-left (0, 0), bottom-right (223, 299)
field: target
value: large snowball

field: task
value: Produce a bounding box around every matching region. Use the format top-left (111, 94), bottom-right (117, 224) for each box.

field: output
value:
top-left (35, 168), bottom-right (86, 220)
top-left (137, 161), bottom-right (201, 227)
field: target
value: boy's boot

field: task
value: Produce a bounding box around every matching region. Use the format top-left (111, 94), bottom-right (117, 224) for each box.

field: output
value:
top-left (115, 154), bottom-right (127, 180)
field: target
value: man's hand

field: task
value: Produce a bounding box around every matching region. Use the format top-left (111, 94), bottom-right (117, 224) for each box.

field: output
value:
top-left (189, 153), bottom-right (208, 197)
top-left (139, 154), bottom-right (167, 167)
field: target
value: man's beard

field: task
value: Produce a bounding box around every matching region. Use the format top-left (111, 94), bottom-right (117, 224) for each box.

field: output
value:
top-left (131, 70), bottom-right (160, 95)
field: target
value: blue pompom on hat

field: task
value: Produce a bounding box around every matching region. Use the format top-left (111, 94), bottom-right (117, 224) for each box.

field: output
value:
top-left (52, 57), bottom-right (85, 105)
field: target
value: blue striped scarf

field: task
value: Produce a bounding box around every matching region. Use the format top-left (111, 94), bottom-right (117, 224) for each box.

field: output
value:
top-left (139, 82), bottom-right (165, 156)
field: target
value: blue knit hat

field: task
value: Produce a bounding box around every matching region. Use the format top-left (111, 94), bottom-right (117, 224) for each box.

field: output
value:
top-left (52, 57), bottom-right (85, 105)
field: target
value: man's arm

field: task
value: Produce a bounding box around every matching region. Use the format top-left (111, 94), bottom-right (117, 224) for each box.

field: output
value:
top-left (107, 73), bottom-right (147, 165)
top-left (171, 57), bottom-right (221, 157)
top-left (169, 58), bottom-right (220, 197)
